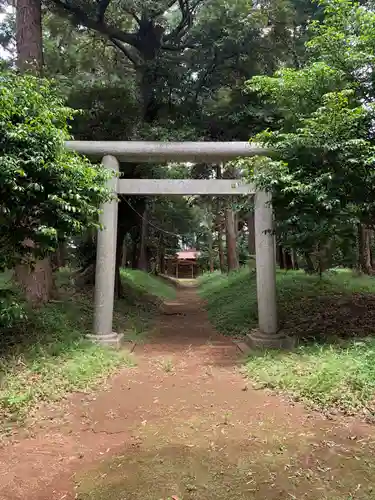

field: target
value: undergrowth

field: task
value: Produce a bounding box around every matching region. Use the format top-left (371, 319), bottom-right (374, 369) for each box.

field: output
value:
top-left (245, 341), bottom-right (375, 417)
top-left (199, 268), bottom-right (375, 416)
top-left (0, 268), bottom-right (174, 430)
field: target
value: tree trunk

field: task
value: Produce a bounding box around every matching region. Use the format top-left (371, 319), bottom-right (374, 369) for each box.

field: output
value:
top-left (15, 258), bottom-right (54, 306)
top-left (216, 164), bottom-right (226, 273)
top-left (225, 207), bottom-right (239, 272)
top-left (15, 0), bottom-right (55, 304)
top-left (58, 242), bottom-right (67, 268)
top-left (16, 0), bottom-right (43, 72)
top-left (358, 224), bottom-right (372, 274)
top-left (276, 245), bottom-right (295, 270)
top-left (247, 211), bottom-right (255, 256)
top-left (304, 252), bottom-right (316, 274)
top-left (138, 206), bottom-right (148, 271)
top-left (370, 230), bottom-right (375, 270)
top-left (276, 245), bottom-right (284, 269)
top-left (234, 211), bottom-right (240, 264)
top-left (51, 243), bottom-right (66, 270)
top-left (131, 240), bottom-right (138, 269)
top-left (160, 250), bottom-right (166, 274)
top-left (158, 237), bottom-right (166, 274)
top-left (208, 229), bottom-right (214, 273)
top-left (217, 226), bottom-right (226, 273)
top-left (283, 248), bottom-right (294, 270)
top-left (292, 249), bottom-right (299, 270)
top-left (121, 237), bottom-right (127, 267)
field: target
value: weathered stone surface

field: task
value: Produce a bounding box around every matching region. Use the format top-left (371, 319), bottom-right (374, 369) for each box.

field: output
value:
top-left (246, 329), bottom-right (296, 350)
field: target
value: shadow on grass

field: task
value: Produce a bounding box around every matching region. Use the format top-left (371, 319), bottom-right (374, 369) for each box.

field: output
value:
top-left (0, 268), bottom-right (176, 361)
top-left (199, 268), bottom-right (375, 345)
top-left (0, 277), bottom-right (144, 362)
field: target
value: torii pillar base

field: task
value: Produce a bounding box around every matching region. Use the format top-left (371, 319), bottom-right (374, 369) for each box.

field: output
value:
top-left (246, 329), bottom-right (296, 351)
top-left (87, 332), bottom-right (124, 349)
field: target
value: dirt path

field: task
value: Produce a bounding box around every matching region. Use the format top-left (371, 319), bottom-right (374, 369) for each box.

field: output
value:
top-left (1, 287), bottom-right (375, 499)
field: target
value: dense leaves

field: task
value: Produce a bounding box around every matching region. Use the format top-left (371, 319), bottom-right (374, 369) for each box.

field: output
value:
top-left (242, 0), bottom-right (375, 269)
top-left (0, 72), bottom-right (111, 270)
top-left (3, 0), bottom-right (369, 276)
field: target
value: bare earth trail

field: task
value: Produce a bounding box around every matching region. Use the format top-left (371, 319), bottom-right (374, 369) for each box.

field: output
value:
top-left (1, 286), bottom-right (375, 499)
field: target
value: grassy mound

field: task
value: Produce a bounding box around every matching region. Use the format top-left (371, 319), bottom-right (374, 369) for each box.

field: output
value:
top-left (199, 268), bottom-right (375, 416)
top-left (121, 269), bottom-right (176, 301)
top-left (0, 269), bottom-right (174, 430)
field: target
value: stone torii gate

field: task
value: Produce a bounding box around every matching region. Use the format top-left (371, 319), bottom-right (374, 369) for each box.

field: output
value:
top-left (66, 141), bottom-right (286, 349)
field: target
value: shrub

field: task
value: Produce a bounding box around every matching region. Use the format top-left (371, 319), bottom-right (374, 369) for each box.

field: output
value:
top-left (0, 292), bottom-right (26, 328)
top-left (0, 71), bottom-right (112, 270)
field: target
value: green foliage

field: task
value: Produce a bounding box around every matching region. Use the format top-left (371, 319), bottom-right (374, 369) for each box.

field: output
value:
top-left (248, 90), bottom-right (375, 251)
top-left (37, 0), bottom-right (324, 146)
top-left (0, 294), bottom-right (26, 328)
top-left (0, 272), bottom-right (26, 329)
top-left (247, 62), bottom-right (346, 129)
top-left (148, 194), bottom-right (200, 252)
top-left (241, 0), bottom-right (375, 260)
top-left (0, 71), bottom-right (111, 269)
top-left (307, 0), bottom-right (375, 90)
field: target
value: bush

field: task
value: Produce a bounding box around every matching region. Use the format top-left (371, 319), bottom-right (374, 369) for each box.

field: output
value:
top-left (0, 293), bottom-right (26, 328)
top-left (0, 71), bottom-right (112, 270)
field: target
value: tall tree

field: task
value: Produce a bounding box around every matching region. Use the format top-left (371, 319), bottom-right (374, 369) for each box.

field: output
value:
top-left (33, 0), bottom-right (325, 283)
top-left (225, 205), bottom-right (239, 271)
top-left (46, 0), bottom-right (205, 123)
top-left (1, 73), bottom-right (110, 302)
top-left (243, 0), bottom-right (375, 273)
top-left (14, 0), bottom-right (58, 303)
top-left (16, 0), bottom-right (43, 72)
top-left (138, 205), bottom-right (148, 271)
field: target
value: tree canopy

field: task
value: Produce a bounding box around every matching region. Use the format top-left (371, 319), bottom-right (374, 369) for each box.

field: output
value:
top-left (241, 0), bottom-right (375, 271)
top-left (2, 0), bottom-right (374, 291)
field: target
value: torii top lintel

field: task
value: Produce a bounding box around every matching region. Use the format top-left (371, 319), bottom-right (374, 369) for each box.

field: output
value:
top-left (65, 141), bottom-right (267, 163)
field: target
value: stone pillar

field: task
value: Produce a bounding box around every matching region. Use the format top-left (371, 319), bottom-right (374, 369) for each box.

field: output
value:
top-left (90, 155), bottom-right (123, 347)
top-left (247, 191), bottom-right (293, 349)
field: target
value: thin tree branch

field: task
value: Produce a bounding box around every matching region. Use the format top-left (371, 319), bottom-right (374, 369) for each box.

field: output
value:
top-left (163, 0), bottom-right (189, 42)
top-left (161, 42), bottom-right (196, 50)
top-left (124, 7), bottom-right (141, 25)
top-left (96, 0), bottom-right (111, 23)
top-left (192, 48), bottom-right (241, 103)
top-left (109, 37), bottom-right (141, 68)
top-left (163, 0), bottom-right (204, 43)
top-left (151, 0), bottom-right (178, 19)
top-left (51, 0), bottom-right (139, 47)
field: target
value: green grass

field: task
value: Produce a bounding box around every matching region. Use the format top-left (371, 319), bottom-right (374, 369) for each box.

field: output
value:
top-left (245, 341), bottom-right (375, 416)
top-left (199, 268), bottom-right (375, 415)
top-left (0, 268), bottom-right (175, 430)
top-left (121, 268), bottom-right (176, 300)
top-left (199, 268), bottom-right (375, 339)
